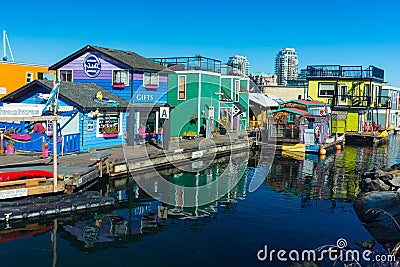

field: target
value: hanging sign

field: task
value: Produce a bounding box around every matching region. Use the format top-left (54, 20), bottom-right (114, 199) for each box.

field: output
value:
top-left (208, 106), bottom-right (214, 120)
top-left (160, 107), bottom-right (170, 119)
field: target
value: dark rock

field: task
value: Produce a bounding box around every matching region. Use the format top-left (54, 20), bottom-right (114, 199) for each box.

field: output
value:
top-left (387, 176), bottom-right (400, 187)
top-left (354, 192), bottom-right (400, 255)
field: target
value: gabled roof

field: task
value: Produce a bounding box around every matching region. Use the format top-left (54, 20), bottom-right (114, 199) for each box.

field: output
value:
top-left (1, 80), bottom-right (129, 110)
top-left (249, 93), bottom-right (280, 108)
top-left (283, 99), bottom-right (325, 106)
top-left (270, 108), bottom-right (310, 116)
top-left (49, 45), bottom-right (164, 72)
top-left (296, 99), bottom-right (325, 106)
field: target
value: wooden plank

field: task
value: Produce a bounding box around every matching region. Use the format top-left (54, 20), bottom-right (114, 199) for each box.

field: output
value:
top-left (0, 178), bottom-right (47, 187)
top-left (90, 153), bottom-right (111, 161)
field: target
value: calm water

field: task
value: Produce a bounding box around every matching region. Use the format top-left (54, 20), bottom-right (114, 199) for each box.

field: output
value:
top-left (1, 135), bottom-right (400, 267)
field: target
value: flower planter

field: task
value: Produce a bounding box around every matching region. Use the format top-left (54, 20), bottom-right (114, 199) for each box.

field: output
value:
top-left (145, 85), bottom-right (158, 90)
top-left (112, 83), bottom-right (125, 89)
top-left (43, 148), bottom-right (49, 158)
top-left (6, 145), bottom-right (14, 154)
top-left (138, 127), bottom-right (147, 134)
top-left (103, 133), bottom-right (119, 138)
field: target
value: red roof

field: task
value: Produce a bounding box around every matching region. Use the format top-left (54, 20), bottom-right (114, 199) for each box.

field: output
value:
top-left (296, 100), bottom-right (325, 105)
top-left (286, 108), bottom-right (310, 116)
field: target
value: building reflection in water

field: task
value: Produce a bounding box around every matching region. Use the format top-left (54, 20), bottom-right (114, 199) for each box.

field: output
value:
top-left (56, 154), bottom-right (248, 252)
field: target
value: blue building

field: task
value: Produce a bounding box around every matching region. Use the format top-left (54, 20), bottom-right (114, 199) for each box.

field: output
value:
top-left (1, 80), bottom-right (129, 152)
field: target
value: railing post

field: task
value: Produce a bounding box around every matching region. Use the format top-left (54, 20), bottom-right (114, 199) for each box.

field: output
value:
top-left (0, 133), bottom-right (3, 154)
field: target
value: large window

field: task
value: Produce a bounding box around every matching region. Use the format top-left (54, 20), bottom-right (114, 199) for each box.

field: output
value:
top-left (60, 70), bottom-right (73, 82)
top-left (178, 75), bottom-right (186, 100)
top-left (113, 70), bottom-right (129, 86)
top-left (144, 72), bottom-right (159, 87)
top-left (97, 113), bottom-right (121, 137)
top-left (318, 83), bottom-right (335, 97)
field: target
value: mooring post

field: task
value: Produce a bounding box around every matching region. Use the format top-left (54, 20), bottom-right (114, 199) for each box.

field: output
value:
top-left (53, 118), bottom-right (58, 192)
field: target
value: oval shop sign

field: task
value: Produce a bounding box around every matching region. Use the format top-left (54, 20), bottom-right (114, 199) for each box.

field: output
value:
top-left (83, 53), bottom-right (101, 78)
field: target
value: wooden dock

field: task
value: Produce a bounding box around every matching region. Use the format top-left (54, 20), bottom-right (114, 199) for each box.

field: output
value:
top-left (0, 134), bottom-right (251, 200)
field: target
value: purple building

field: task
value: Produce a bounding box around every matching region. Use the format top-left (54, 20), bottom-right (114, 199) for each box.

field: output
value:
top-left (49, 45), bottom-right (169, 146)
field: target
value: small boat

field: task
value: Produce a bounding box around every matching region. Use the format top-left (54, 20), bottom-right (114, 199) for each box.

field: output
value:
top-left (282, 143), bottom-right (306, 152)
top-left (0, 170), bottom-right (53, 182)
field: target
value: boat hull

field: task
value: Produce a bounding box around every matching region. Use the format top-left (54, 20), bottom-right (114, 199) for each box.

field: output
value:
top-left (0, 170), bottom-right (54, 182)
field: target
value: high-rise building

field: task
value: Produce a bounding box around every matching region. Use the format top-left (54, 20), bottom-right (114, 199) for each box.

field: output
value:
top-left (227, 55), bottom-right (250, 76)
top-left (274, 48), bottom-right (299, 86)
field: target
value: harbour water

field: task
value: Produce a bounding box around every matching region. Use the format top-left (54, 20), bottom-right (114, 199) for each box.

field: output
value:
top-left (1, 135), bottom-right (400, 266)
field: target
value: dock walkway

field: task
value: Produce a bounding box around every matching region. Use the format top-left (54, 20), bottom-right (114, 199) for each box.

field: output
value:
top-left (0, 133), bottom-right (250, 199)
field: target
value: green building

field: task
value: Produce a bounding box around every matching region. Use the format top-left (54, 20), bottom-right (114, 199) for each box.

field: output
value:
top-left (151, 56), bottom-right (249, 138)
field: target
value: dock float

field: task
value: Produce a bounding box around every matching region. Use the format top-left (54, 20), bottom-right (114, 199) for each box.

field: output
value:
top-left (0, 191), bottom-right (114, 222)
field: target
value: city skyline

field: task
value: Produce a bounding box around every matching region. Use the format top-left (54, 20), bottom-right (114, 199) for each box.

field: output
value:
top-left (1, 0), bottom-right (399, 86)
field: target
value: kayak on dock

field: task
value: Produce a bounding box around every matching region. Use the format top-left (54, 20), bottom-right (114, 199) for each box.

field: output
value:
top-left (0, 170), bottom-right (54, 182)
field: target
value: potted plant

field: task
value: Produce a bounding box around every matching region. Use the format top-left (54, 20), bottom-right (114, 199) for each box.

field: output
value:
top-left (158, 127), bottom-right (163, 134)
top-left (6, 140), bottom-right (14, 154)
top-left (213, 127), bottom-right (218, 137)
top-left (101, 124), bottom-right (119, 138)
top-left (138, 125), bottom-right (147, 134)
top-left (43, 143), bottom-right (49, 158)
top-left (218, 116), bottom-right (230, 135)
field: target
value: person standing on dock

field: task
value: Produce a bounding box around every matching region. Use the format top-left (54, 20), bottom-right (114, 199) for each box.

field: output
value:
top-left (314, 125), bottom-right (320, 144)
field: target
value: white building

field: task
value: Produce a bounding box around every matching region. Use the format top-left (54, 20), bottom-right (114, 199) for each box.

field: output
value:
top-left (227, 55), bottom-right (250, 76)
top-left (274, 48), bottom-right (299, 86)
top-left (382, 85), bottom-right (400, 129)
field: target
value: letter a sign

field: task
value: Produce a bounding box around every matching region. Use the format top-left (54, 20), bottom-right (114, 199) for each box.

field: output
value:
top-left (160, 107), bottom-right (170, 119)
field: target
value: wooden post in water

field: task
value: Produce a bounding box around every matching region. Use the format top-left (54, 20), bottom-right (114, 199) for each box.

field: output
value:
top-left (53, 118), bottom-right (58, 192)
top-left (0, 133), bottom-right (3, 154)
top-left (52, 218), bottom-right (58, 267)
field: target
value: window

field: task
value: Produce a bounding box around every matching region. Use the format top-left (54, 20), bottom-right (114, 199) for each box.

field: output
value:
top-left (97, 113), bottom-right (121, 137)
top-left (26, 72), bottom-right (33, 83)
top-left (235, 80), bottom-right (240, 102)
top-left (364, 84), bottom-right (370, 96)
top-left (318, 83), bottom-right (335, 97)
top-left (112, 70), bottom-right (129, 86)
top-left (144, 72), bottom-right (159, 87)
top-left (60, 70), bottom-right (72, 82)
top-left (38, 72), bottom-right (55, 81)
top-left (178, 75), bottom-right (186, 100)
top-left (288, 113), bottom-right (295, 122)
top-left (340, 85), bottom-right (348, 101)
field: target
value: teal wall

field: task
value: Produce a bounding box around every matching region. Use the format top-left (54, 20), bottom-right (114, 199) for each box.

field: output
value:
top-left (221, 77), bottom-right (233, 100)
top-left (167, 72), bottom-right (249, 136)
top-left (239, 79), bottom-right (249, 131)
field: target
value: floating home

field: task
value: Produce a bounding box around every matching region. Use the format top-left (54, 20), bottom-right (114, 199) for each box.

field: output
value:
top-left (268, 99), bottom-right (329, 149)
top-left (48, 45), bottom-right (168, 146)
top-left (151, 56), bottom-right (249, 138)
top-left (1, 80), bottom-right (129, 152)
top-left (306, 65), bottom-right (388, 133)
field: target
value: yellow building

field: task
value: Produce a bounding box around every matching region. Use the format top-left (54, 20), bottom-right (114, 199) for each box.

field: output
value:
top-left (0, 61), bottom-right (55, 98)
top-left (306, 65), bottom-right (387, 133)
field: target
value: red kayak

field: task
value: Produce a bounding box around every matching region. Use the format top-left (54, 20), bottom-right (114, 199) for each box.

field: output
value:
top-left (0, 170), bottom-right (54, 182)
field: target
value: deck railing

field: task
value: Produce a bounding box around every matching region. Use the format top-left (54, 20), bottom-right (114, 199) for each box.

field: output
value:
top-left (306, 65), bottom-right (384, 81)
top-left (332, 95), bottom-right (391, 108)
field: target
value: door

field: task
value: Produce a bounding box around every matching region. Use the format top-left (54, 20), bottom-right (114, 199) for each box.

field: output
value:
top-left (338, 85), bottom-right (348, 105)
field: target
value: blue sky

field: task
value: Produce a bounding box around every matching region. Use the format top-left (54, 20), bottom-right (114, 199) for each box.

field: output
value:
top-left (2, 0), bottom-right (400, 85)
